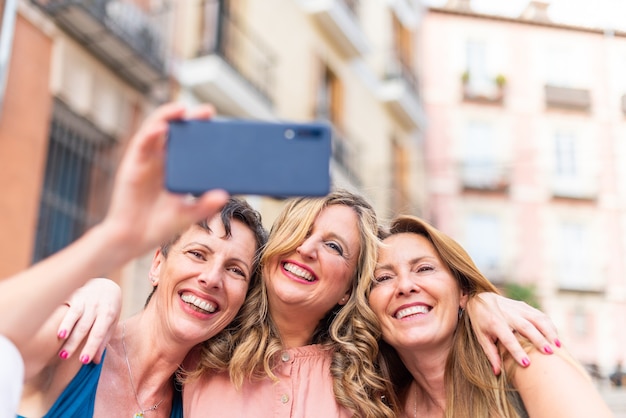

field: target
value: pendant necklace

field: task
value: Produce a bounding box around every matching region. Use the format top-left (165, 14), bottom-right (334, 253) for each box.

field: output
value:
top-left (122, 322), bottom-right (164, 418)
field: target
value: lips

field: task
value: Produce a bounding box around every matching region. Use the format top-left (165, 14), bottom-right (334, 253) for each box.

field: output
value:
top-left (180, 292), bottom-right (218, 314)
top-left (282, 262), bottom-right (317, 282)
top-left (394, 304), bottom-right (431, 319)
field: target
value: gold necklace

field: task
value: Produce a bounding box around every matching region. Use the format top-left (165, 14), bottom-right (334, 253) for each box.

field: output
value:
top-left (122, 322), bottom-right (164, 418)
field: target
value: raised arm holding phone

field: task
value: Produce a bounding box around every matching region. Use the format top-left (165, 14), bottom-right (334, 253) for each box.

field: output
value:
top-left (1, 103), bottom-right (231, 417)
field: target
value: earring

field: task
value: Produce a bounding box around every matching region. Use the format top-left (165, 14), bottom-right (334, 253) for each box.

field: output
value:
top-left (458, 307), bottom-right (464, 320)
top-left (150, 275), bottom-right (157, 284)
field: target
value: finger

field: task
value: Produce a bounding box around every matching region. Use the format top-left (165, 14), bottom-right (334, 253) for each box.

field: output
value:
top-left (78, 310), bottom-right (118, 365)
top-left (513, 320), bottom-right (555, 355)
top-left (496, 328), bottom-right (531, 369)
top-left (58, 308), bottom-right (97, 360)
top-left (525, 311), bottom-right (561, 347)
top-left (475, 332), bottom-right (502, 375)
top-left (186, 104), bottom-right (215, 120)
top-left (177, 189), bottom-right (230, 223)
top-left (56, 303), bottom-right (84, 341)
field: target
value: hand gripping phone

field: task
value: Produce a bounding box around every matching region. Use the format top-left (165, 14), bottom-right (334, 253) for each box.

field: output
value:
top-left (165, 119), bottom-right (332, 197)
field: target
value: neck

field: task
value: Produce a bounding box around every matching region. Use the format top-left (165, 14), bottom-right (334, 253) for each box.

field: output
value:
top-left (399, 347), bottom-right (448, 414)
top-left (114, 314), bottom-right (193, 393)
top-left (269, 304), bottom-right (319, 348)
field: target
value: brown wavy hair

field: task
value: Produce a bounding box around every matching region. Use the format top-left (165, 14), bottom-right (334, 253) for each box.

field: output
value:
top-left (191, 190), bottom-right (394, 417)
top-left (364, 215), bottom-right (529, 417)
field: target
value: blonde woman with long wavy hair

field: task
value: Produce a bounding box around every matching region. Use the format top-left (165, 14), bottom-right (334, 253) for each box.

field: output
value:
top-left (366, 215), bottom-right (613, 418)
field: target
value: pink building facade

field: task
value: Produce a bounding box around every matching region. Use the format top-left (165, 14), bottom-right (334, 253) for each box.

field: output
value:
top-left (419, 3), bottom-right (626, 374)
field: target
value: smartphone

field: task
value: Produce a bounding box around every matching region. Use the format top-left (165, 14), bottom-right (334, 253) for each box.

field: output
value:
top-left (165, 119), bottom-right (332, 197)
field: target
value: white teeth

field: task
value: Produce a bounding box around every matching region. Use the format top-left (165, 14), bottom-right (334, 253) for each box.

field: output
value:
top-left (283, 262), bottom-right (315, 282)
top-left (395, 305), bottom-right (430, 319)
top-left (181, 293), bottom-right (216, 313)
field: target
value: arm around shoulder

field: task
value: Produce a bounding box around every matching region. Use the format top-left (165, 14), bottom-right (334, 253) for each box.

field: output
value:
top-left (510, 346), bottom-right (613, 418)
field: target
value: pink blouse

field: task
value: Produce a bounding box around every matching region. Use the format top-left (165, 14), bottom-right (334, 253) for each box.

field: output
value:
top-left (183, 344), bottom-right (353, 418)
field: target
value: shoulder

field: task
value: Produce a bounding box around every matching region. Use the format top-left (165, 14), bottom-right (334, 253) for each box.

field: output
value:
top-left (508, 347), bottom-right (613, 418)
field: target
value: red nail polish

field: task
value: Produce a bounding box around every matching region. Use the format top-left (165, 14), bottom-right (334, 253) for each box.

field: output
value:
top-left (544, 345), bottom-right (554, 354)
top-left (59, 350), bottom-right (69, 360)
top-left (80, 355), bottom-right (90, 364)
top-left (522, 357), bottom-right (530, 367)
top-left (57, 329), bottom-right (67, 339)
top-left (555, 339), bottom-right (561, 348)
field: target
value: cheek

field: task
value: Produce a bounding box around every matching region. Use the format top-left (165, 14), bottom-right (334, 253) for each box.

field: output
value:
top-left (225, 282), bottom-right (249, 311)
top-left (367, 288), bottom-right (387, 319)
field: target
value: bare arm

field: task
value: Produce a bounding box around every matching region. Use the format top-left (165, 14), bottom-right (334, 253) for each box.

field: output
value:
top-left (0, 103), bottom-right (228, 350)
top-left (510, 347), bottom-right (613, 417)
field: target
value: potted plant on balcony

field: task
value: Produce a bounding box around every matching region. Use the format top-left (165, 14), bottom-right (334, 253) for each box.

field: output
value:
top-left (495, 73), bottom-right (507, 88)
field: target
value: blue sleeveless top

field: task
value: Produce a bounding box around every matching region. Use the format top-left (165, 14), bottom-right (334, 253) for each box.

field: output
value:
top-left (18, 350), bottom-right (183, 418)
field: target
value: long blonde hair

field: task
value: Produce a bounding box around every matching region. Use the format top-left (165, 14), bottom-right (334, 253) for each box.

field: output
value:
top-left (366, 215), bottom-right (529, 417)
top-left (194, 190), bottom-right (394, 417)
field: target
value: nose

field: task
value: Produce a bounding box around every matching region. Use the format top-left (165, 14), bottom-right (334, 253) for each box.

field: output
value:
top-left (296, 236), bottom-right (318, 260)
top-left (397, 272), bottom-right (419, 296)
top-left (197, 263), bottom-right (224, 290)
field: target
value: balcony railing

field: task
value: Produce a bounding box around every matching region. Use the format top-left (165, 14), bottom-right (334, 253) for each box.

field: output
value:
top-left (462, 73), bottom-right (505, 104)
top-left (379, 50), bottom-right (424, 129)
top-left (545, 84), bottom-right (591, 111)
top-left (461, 162), bottom-right (509, 192)
top-left (331, 128), bottom-right (362, 187)
top-left (197, 5), bottom-right (275, 107)
top-left (385, 52), bottom-right (420, 99)
top-left (32, 0), bottom-right (167, 92)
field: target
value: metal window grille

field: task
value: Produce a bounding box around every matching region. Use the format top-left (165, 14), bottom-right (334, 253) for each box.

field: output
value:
top-left (32, 99), bottom-right (116, 262)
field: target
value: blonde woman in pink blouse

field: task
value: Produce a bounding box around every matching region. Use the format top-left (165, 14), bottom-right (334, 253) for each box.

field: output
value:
top-left (182, 191), bottom-right (561, 417)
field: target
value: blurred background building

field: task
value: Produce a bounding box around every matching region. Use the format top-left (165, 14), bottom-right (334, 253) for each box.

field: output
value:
top-left (0, 0), bottom-right (625, 407)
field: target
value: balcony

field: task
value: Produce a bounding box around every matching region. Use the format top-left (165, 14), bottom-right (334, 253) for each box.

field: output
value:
top-left (379, 53), bottom-right (425, 129)
top-left (462, 72), bottom-right (506, 105)
top-left (461, 162), bottom-right (509, 193)
top-left (177, 6), bottom-right (275, 120)
top-left (551, 177), bottom-right (597, 201)
top-left (299, 0), bottom-right (369, 58)
top-left (545, 84), bottom-right (591, 111)
top-left (32, 0), bottom-right (167, 93)
top-left (330, 128), bottom-right (362, 188)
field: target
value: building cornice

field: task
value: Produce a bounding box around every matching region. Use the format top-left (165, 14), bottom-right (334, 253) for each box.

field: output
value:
top-left (428, 6), bottom-right (626, 38)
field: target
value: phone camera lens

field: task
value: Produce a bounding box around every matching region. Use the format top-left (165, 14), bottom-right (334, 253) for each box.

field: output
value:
top-left (284, 129), bottom-right (295, 139)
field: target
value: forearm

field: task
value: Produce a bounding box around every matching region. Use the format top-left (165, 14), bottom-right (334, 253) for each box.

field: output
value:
top-left (0, 223), bottom-right (131, 348)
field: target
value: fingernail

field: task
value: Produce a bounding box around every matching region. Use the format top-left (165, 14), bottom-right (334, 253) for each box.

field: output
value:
top-left (80, 355), bottom-right (90, 364)
top-left (521, 357), bottom-right (531, 367)
top-left (57, 329), bottom-right (67, 339)
top-left (544, 345), bottom-right (554, 354)
top-left (59, 350), bottom-right (69, 360)
top-left (555, 339), bottom-right (561, 348)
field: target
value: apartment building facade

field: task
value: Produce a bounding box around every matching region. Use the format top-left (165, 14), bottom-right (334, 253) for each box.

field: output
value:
top-left (419, 1), bottom-right (626, 373)
top-left (0, 0), bottom-right (427, 313)
top-left (0, 0), bottom-right (175, 309)
top-left (172, 0), bottom-right (427, 223)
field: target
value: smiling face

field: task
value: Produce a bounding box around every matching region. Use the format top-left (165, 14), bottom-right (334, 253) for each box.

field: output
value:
top-left (149, 217), bottom-right (257, 346)
top-left (265, 204), bottom-right (360, 326)
top-left (369, 232), bottom-right (468, 356)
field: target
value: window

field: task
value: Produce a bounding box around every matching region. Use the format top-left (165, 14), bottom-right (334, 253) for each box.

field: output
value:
top-left (464, 213), bottom-right (503, 281)
top-left (545, 47), bottom-right (584, 88)
top-left (33, 100), bottom-right (115, 262)
top-left (462, 121), bottom-right (504, 189)
top-left (552, 131), bottom-right (584, 197)
top-left (556, 222), bottom-right (592, 291)
top-left (391, 138), bottom-right (410, 214)
top-left (315, 64), bottom-right (343, 127)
